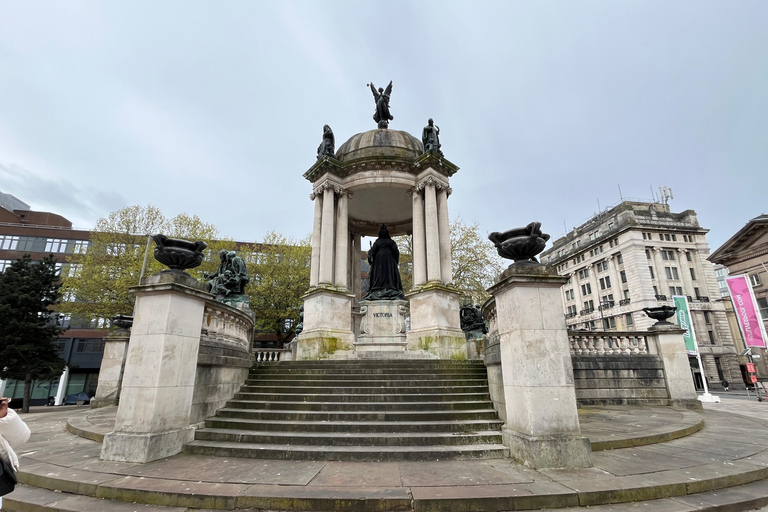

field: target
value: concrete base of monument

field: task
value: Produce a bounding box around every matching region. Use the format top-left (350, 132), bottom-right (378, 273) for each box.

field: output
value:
top-left (502, 427), bottom-right (593, 469)
top-left (406, 328), bottom-right (467, 359)
top-left (295, 330), bottom-right (355, 360)
top-left (355, 299), bottom-right (408, 353)
top-left (101, 427), bottom-right (195, 463)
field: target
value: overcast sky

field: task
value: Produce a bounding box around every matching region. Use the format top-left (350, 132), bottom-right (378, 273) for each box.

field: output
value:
top-left (1, 1), bottom-right (766, 251)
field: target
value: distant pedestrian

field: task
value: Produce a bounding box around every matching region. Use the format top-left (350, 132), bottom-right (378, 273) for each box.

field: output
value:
top-left (722, 379), bottom-right (730, 391)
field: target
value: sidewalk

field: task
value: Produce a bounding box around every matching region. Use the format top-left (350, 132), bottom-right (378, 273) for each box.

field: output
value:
top-left (5, 401), bottom-right (768, 511)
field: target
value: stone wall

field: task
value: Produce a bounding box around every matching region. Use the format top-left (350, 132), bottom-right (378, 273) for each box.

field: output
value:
top-left (572, 355), bottom-right (670, 406)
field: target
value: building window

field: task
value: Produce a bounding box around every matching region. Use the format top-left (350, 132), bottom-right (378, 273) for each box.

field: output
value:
top-left (665, 267), bottom-right (679, 280)
top-left (653, 285), bottom-right (659, 295)
top-left (686, 252), bottom-right (692, 262)
top-left (602, 316), bottom-right (617, 329)
top-left (616, 253), bottom-right (623, 264)
top-left (44, 238), bottom-right (68, 253)
top-left (72, 240), bottom-right (89, 254)
top-left (750, 274), bottom-right (762, 287)
top-left (0, 259), bottom-right (12, 273)
top-left (599, 276), bottom-right (611, 290)
top-left (649, 266), bottom-right (655, 279)
top-left (694, 287), bottom-right (700, 298)
top-left (565, 289), bottom-right (575, 300)
top-left (757, 298), bottom-right (768, 319)
top-left (661, 250), bottom-right (675, 261)
top-left (659, 234), bottom-right (664, 241)
top-left (582, 283), bottom-right (592, 295)
top-left (620, 270), bottom-right (627, 283)
top-left (567, 305), bottom-right (578, 316)
top-left (107, 243), bottom-right (127, 256)
top-left (596, 261), bottom-right (608, 272)
top-left (62, 290), bottom-right (77, 302)
top-left (669, 286), bottom-right (683, 296)
top-left (76, 339), bottom-right (106, 353)
top-left (708, 331), bottom-right (715, 345)
top-left (624, 289), bottom-right (630, 299)
top-left (625, 313), bottom-right (634, 326)
top-left (583, 300), bottom-right (594, 313)
top-left (66, 263), bottom-right (83, 278)
top-left (0, 235), bottom-right (20, 250)
top-left (578, 268), bottom-right (590, 279)
top-left (704, 311), bottom-right (711, 324)
top-left (690, 268), bottom-right (696, 280)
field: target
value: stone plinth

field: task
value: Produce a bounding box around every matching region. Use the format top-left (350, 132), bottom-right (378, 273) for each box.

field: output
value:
top-left (406, 284), bottom-right (466, 359)
top-left (90, 328), bottom-right (130, 409)
top-left (101, 272), bottom-right (210, 463)
top-left (488, 264), bottom-right (592, 469)
top-left (355, 299), bottom-right (408, 353)
top-left (648, 323), bottom-right (702, 409)
top-left (296, 286), bottom-right (355, 360)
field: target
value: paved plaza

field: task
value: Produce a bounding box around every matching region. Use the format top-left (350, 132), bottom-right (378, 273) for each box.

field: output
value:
top-left (4, 394), bottom-right (768, 511)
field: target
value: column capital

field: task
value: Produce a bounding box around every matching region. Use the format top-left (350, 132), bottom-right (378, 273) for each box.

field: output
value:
top-left (416, 175), bottom-right (449, 192)
top-left (313, 179), bottom-right (351, 198)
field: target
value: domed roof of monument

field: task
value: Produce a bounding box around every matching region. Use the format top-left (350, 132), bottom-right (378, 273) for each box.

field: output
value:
top-left (335, 129), bottom-right (423, 163)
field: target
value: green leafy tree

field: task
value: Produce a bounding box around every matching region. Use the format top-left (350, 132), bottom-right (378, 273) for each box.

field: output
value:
top-left (0, 254), bottom-right (66, 413)
top-left (246, 232), bottom-right (311, 348)
top-left (60, 205), bottom-right (230, 324)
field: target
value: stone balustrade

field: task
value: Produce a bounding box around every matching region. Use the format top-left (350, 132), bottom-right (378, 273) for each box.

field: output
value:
top-left (254, 348), bottom-right (293, 363)
top-left (568, 330), bottom-right (650, 356)
top-left (201, 301), bottom-right (253, 351)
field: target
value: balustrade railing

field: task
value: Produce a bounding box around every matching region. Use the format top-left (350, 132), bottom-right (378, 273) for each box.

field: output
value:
top-left (253, 348), bottom-right (292, 363)
top-left (568, 330), bottom-right (650, 356)
top-left (619, 298), bottom-right (631, 306)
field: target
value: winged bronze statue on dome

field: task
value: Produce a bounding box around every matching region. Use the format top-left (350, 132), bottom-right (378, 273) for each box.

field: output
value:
top-left (368, 80), bottom-right (393, 129)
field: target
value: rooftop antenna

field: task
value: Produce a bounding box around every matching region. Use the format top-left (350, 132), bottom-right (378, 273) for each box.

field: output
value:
top-left (597, 198), bottom-right (601, 213)
top-left (659, 186), bottom-right (673, 205)
top-left (649, 185), bottom-right (656, 203)
top-left (563, 219), bottom-right (567, 234)
top-left (618, 184), bottom-right (624, 201)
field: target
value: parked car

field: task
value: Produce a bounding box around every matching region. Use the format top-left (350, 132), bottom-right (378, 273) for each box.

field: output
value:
top-left (63, 392), bottom-right (91, 406)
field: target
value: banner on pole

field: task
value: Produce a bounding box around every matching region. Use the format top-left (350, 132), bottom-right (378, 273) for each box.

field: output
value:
top-left (673, 295), bottom-right (698, 353)
top-left (726, 275), bottom-right (768, 349)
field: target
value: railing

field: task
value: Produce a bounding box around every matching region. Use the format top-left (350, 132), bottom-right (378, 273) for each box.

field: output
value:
top-left (690, 296), bottom-right (710, 303)
top-left (619, 298), bottom-right (631, 306)
top-left (565, 312), bottom-right (578, 319)
top-left (253, 348), bottom-right (292, 363)
top-left (568, 330), bottom-right (649, 355)
top-left (201, 301), bottom-right (253, 351)
top-left (655, 294), bottom-right (668, 301)
top-left (598, 301), bottom-right (615, 311)
top-left (580, 307), bottom-right (595, 315)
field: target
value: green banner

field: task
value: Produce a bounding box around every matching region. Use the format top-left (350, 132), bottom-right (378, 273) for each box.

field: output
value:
top-left (673, 295), bottom-right (697, 353)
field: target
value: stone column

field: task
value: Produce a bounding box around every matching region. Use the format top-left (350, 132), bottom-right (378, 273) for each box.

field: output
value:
top-left (437, 187), bottom-right (452, 285)
top-left (352, 233), bottom-right (362, 303)
top-left (424, 183), bottom-right (441, 283)
top-left (101, 272), bottom-right (209, 463)
top-left (310, 193), bottom-right (323, 287)
top-left (334, 191), bottom-right (349, 289)
top-left (487, 264), bottom-right (592, 468)
top-left (652, 247), bottom-right (667, 295)
top-left (90, 327), bottom-right (130, 409)
top-left (648, 323), bottom-right (701, 409)
top-left (319, 186), bottom-right (335, 285)
top-left (412, 189), bottom-right (427, 287)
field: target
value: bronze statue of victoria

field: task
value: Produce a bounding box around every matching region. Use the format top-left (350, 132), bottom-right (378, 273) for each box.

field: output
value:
top-left (317, 124), bottom-right (335, 159)
top-left (362, 224), bottom-right (405, 300)
top-left (368, 80), bottom-right (393, 129)
top-left (489, 222), bottom-right (551, 264)
top-left (422, 118), bottom-right (442, 155)
top-left (204, 249), bottom-right (250, 303)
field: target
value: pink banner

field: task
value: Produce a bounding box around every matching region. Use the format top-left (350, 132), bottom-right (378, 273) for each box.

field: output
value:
top-left (727, 275), bottom-right (767, 348)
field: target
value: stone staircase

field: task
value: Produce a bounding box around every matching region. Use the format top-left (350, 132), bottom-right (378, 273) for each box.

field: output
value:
top-left (183, 359), bottom-right (507, 461)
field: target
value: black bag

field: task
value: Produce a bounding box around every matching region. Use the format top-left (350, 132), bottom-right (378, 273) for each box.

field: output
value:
top-left (0, 455), bottom-right (17, 496)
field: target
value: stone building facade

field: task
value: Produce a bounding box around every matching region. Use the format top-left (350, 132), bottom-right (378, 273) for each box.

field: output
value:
top-left (709, 214), bottom-right (768, 377)
top-left (541, 201), bottom-right (742, 390)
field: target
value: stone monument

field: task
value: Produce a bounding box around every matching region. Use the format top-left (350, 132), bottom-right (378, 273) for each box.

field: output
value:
top-left (297, 89), bottom-right (464, 360)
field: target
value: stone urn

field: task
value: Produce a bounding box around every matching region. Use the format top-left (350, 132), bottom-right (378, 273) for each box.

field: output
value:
top-left (112, 314), bottom-right (133, 330)
top-left (642, 305), bottom-right (677, 324)
top-left (488, 222), bottom-right (551, 264)
top-left (152, 234), bottom-right (207, 273)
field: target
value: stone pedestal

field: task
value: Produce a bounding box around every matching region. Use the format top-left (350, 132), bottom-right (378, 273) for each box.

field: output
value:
top-left (296, 286), bottom-right (355, 360)
top-left (90, 328), bottom-right (130, 409)
top-left (355, 299), bottom-right (408, 353)
top-left (406, 284), bottom-right (466, 359)
top-left (101, 272), bottom-right (209, 463)
top-left (488, 264), bottom-right (592, 469)
top-left (649, 323), bottom-right (702, 409)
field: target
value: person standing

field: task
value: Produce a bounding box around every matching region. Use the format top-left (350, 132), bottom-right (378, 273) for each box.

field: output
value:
top-left (0, 397), bottom-right (31, 505)
top-left (722, 379), bottom-right (730, 391)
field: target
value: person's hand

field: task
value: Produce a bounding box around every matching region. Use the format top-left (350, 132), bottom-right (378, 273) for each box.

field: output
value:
top-left (0, 397), bottom-right (9, 419)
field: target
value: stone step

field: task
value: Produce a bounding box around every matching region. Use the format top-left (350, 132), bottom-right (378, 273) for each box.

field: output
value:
top-left (183, 439), bottom-right (509, 461)
top-left (244, 377), bottom-right (489, 387)
top-left (215, 407), bottom-right (500, 422)
top-left (234, 390), bottom-right (491, 402)
top-left (238, 384), bottom-right (491, 394)
top-left (246, 371), bottom-right (488, 380)
top-left (225, 399), bottom-right (495, 412)
top-left (2, 484), bottom-right (188, 512)
top-left (205, 416), bottom-right (504, 433)
top-left (194, 428), bottom-right (503, 446)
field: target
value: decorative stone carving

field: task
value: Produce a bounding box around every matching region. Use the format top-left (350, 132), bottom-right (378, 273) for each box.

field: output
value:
top-left (488, 222), bottom-right (551, 264)
top-left (152, 234), bottom-right (207, 274)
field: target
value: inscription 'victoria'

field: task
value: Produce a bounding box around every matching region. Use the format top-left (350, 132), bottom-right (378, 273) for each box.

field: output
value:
top-left (373, 312), bottom-right (393, 318)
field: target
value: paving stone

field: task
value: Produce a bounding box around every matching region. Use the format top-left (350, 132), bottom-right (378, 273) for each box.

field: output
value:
top-left (399, 460), bottom-right (533, 486)
top-left (309, 461), bottom-right (402, 487)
